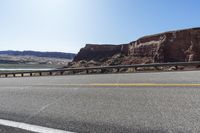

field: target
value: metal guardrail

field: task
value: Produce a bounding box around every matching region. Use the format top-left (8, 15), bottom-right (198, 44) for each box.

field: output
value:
top-left (0, 61), bottom-right (200, 77)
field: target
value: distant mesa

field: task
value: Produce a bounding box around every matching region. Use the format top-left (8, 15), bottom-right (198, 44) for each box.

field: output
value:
top-left (0, 50), bottom-right (76, 59)
top-left (70, 27), bottom-right (200, 67)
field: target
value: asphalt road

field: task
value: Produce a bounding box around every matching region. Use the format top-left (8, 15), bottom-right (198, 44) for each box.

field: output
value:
top-left (0, 71), bottom-right (200, 133)
top-left (0, 125), bottom-right (34, 133)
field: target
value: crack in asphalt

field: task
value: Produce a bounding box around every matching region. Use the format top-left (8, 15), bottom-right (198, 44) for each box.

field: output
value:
top-left (24, 94), bottom-right (68, 122)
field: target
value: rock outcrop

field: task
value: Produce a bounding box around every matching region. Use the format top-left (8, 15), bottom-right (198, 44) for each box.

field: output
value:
top-left (73, 44), bottom-right (129, 62)
top-left (72, 27), bottom-right (200, 67)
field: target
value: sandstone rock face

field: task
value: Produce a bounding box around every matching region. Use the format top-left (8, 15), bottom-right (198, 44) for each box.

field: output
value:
top-left (73, 44), bottom-right (129, 62)
top-left (72, 28), bottom-right (200, 66)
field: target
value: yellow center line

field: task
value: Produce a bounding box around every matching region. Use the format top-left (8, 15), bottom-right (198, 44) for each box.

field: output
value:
top-left (89, 83), bottom-right (200, 87)
top-left (35, 83), bottom-right (200, 87)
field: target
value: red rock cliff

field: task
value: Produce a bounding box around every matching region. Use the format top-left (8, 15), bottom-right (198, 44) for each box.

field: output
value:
top-left (73, 28), bottom-right (200, 65)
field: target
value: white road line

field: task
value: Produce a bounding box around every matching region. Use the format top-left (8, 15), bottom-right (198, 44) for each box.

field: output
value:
top-left (0, 119), bottom-right (75, 133)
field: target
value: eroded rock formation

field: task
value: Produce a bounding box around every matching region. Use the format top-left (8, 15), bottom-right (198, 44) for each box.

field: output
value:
top-left (72, 27), bottom-right (200, 67)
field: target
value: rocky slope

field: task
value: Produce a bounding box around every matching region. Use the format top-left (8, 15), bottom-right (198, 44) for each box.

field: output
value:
top-left (71, 27), bottom-right (200, 67)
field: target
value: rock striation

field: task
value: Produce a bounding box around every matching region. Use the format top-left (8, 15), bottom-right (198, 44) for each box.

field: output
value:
top-left (72, 27), bottom-right (200, 67)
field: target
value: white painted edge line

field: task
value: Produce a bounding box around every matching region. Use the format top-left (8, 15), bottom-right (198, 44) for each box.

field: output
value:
top-left (0, 119), bottom-right (75, 133)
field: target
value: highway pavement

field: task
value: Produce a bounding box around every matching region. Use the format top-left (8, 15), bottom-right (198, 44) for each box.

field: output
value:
top-left (0, 71), bottom-right (200, 132)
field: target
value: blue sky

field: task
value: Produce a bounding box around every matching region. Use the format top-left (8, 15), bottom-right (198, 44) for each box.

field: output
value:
top-left (0, 0), bottom-right (199, 53)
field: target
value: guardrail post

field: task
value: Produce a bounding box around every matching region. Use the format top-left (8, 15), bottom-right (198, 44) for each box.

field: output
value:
top-left (39, 72), bottom-right (42, 76)
top-left (5, 74), bottom-right (8, 77)
top-left (86, 70), bottom-right (89, 74)
top-left (72, 70), bottom-right (75, 74)
top-left (175, 66), bottom-right (178, 70)
top-left (13, 74), bottom-right (16, 77)
top-left (21, 73), bottom-right (24, 77)
top-left (100, 69), bottom-right (103, 73)
top-left (100, 69), bottom-right (106, 73)
top-left (49, 72), bottom-right (52, 76)
top-left (134, 67), bottom-right (137, 71)
top-left (30, 73), bottom-right (33, 76)
top-left (154, 66), bottom-right (160, 70)
top-left (60, 71), bottom-right (64, 75)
